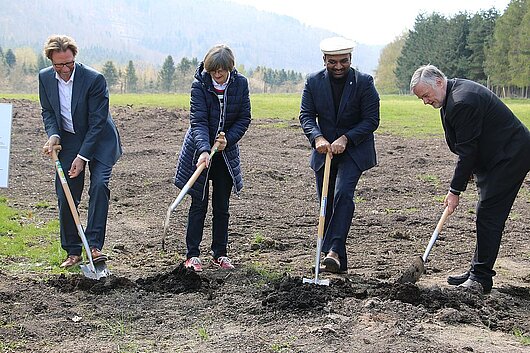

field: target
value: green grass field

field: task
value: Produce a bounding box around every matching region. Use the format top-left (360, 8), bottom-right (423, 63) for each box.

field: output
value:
top-left (2, 93), bottom-right (529, 137)
top-left (0, 197), bottom-right (64, 273)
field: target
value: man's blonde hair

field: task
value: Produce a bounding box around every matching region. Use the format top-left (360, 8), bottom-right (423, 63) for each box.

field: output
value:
top-left (43, 35), bottom-right (78, 60)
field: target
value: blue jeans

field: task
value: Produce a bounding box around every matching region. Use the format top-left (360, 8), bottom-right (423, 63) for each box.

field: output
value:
top-left (315, 153), bottom-right (362, 271)
top-left (186, 154), bottom-right (233, 259)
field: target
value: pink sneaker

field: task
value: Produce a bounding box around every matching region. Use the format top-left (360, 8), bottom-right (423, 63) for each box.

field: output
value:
top-left (212, 256), bottom-right (235, 270)
top-left (184, 257), bottom-right (203, 272)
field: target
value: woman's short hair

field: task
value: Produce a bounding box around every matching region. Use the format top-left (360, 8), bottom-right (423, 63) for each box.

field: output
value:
top-left (204, 44), bottom-right (235, 72)
top-left (43, 35), bottom-right (78, 60)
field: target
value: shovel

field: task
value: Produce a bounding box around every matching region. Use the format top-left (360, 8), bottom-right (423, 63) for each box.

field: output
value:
top-left (162, 132), bottom-right (225, 250)
top-left (303, 152), bottom-right (332, 286)
top-left (51, 146), bottom-right (110, 280)
top-left (396, 206), bottom-right (451, 284)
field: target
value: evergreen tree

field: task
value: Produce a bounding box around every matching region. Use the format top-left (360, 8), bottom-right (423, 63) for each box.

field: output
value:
top-left (101, 61), bottom-right (119, 89)
top-left (395, 13), bottom-right (450, 92)
top-left (467, 9), bottom-right (499, 84)
top-left (485, 0), bottom-right (525, 91)
top-left (508, 0), bottom-right (529, 95)
top-left (5, 49), bottom-right (16, 68)
top-left (174, 56), bottom-right (196, 92)
top-left (159, 55), bottom-right (176, 92)
top-left (177, 57), bottom-right (193, 74)
top-left (125, 60), bottom-right (138, 93)
top-left (443, 12), bottom-right (472, 78)
top-left (37, 55), bottom-right (49, 71)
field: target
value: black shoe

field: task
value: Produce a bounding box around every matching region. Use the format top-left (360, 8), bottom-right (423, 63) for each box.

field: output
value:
top-left (322, 255), bottom-right (341, 273)
top-left (447, 270), bottom-right (470, 286)
top-left (457, 278), bottom-right (491, 294)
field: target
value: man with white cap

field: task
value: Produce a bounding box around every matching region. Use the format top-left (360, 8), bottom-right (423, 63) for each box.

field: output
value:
top-left (299, 37), bottom-right (380, 273)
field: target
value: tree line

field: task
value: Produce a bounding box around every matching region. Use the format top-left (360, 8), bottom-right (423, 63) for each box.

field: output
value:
top-left (376, 0), bottom-right (529, 98)
top-left (0, 47), bottom-right (305, 94)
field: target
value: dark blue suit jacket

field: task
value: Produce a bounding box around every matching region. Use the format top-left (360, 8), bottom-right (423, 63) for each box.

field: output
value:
top-left (299, 68), bottom-right (380, 172)
top-left (39, 63), bottom-right (122, 167)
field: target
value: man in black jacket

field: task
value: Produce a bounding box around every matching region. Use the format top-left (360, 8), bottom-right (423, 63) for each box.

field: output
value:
top-left (410, 64), bottom-right (530, 294)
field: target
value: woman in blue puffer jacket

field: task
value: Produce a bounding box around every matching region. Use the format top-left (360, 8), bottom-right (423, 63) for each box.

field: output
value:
top-left (174, 44), bottom-right (251, 272)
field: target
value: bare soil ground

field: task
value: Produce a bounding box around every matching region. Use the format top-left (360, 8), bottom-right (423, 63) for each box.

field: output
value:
top-left (1, 98), bottom-right (529, 353)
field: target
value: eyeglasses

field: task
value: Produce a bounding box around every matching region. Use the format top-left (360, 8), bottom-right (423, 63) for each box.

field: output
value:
top-left (53, 61), bottom-right (75, 69)
top-left (209, 68), bottom-right (228, 75)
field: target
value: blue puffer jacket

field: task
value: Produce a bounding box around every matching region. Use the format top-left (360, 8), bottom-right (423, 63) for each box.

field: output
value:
top-left (174, 62), bottom-right (251, 200)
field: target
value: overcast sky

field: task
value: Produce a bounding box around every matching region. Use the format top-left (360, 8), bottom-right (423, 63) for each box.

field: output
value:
top-left (229, 0), bottom-right (512, 46)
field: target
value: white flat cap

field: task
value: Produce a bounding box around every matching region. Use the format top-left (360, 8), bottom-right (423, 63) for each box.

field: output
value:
top-left (320, 37), bottom-right (355, 55)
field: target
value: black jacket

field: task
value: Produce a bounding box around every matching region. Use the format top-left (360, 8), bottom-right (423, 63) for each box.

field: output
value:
top-left (442, 79), bottom-right (530, 192)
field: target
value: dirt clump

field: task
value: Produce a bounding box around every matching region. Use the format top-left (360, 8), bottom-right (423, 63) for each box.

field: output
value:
top-left (136, 262), bottom-right (208, 294)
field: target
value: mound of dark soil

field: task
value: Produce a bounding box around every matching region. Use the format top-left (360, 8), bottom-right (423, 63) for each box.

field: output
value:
top-left (136, 262), bottom-right (208, 294)
top-left (47, 274), bottom-right (136, 294)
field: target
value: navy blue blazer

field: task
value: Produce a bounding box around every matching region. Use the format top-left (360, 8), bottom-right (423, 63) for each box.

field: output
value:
top-left (299, 68), bottom-right (380, 172)
top-left (39, 63), bottom-right (122, 167)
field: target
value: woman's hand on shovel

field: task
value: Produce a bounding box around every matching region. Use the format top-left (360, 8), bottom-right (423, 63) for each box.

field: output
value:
top-left (197, 151), bottom-right (211, 168)
top-left (215, 133), bottom-right (227, 151)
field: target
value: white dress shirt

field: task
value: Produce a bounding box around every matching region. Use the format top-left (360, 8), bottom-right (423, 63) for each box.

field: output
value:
top-left (55, 67), bottom-right (75, 133)
top-left (52, 66), bottom-right (88, 161)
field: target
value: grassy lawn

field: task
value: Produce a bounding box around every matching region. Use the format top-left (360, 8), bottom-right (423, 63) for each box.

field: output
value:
top-left (0, 196), bottom-right (66, 274)
top-left (2, 93), bottom-right (529, 137)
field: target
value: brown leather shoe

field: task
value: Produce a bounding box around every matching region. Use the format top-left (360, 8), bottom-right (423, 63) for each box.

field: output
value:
top-left (90, 248), bottom-right (107, 263)
top-left (60, 255), bottom-right (82, 268)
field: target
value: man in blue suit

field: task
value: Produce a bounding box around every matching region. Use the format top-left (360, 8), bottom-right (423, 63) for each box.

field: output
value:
top-left (299, 37), bottom-right (380, 273)
top-left (39, 35), bottom-right (122, 268)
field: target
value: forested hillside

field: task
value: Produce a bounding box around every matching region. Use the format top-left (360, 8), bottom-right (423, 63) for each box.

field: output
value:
top-left (0, 0), bottom-right (386, 93)
top-left (0, 0), bottom-right (382, 73)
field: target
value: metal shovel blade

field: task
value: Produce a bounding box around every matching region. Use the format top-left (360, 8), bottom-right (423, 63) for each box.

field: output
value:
top-left (396, 256), bottom-right (425, 284)
top-left (80, 262), bottom-right (111, 280)
top-left (302, 277), bottom-right (330, 286)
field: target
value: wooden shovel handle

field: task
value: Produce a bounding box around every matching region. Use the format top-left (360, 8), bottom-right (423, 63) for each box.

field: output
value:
top-left (51, 145), bottom-right (81, 227)
top-left (435, 206), bottom-right (451, 233)
top-left (188, 132), bottom-right (224, 182)
top-left (317, 153), bottom-right (332, 239)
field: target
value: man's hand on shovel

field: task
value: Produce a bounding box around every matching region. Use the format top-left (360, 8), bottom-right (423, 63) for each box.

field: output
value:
top-left (315, 136), bottom-right (330, 154)
top-left (42, 135), bottom-right (60, 156)
top-left (43, 136), bottom-right (85, 178)
top-left (444, 191), bottom-right (459, 215)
